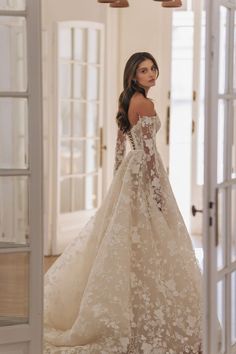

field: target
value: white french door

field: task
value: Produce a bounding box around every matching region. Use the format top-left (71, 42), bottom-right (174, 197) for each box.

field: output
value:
top-left (0, 0), bottom-right (43, 353)
top-left (53, 21), bottom-right (105, 254)
top-left (204, 0), bottom-right (236, 353)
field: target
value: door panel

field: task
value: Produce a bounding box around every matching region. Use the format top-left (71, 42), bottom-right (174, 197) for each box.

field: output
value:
top-left (0, 0), bottom-right (43, 352)
top-left (204, 1), bottom-right (236, 353)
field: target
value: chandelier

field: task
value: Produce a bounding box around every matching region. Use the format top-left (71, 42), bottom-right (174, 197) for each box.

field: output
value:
top-left (97, 0), bottom-right (182, 8)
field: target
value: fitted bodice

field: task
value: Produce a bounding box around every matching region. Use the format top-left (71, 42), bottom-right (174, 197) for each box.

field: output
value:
top-left (126, 115), bottom-right (161, 151)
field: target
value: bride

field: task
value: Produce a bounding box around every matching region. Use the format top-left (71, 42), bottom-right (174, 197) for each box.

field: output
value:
top-left (44, 52), bottom-right (203, 354)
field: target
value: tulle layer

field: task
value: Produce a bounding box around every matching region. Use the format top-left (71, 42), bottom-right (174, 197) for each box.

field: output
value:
top-left (44, 150), bottom-right (203, 354)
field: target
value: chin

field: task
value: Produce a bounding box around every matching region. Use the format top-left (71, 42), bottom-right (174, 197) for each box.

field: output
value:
top-left (148, 82), bottom-right (156, 88)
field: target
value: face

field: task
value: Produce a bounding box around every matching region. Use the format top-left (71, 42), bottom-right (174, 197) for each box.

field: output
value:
top-left (135, 59), bottom-right (158, 91)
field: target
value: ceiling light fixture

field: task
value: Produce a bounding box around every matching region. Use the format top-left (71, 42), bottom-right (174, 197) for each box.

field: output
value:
top-left (161, 0), bottom-right (182, 8)
top-left (109, 0), bottom-right (129, 7)
top-left (98, 0), bottom-right (182, 8)
top-left (98, 0), bottom-right (116, 3)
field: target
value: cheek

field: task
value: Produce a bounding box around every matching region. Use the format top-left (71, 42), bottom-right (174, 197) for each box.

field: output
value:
top-left (136, 74), bottom-right (146, 83)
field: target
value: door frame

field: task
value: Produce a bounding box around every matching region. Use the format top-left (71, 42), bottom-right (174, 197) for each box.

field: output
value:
top-left (0, 0), bottom-right (43, 352)
top-left (203, 0), bottom-right (236, 353)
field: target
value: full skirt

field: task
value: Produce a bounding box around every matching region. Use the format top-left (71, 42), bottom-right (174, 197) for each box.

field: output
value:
top-left (44, 149), bottom-right (203, 354)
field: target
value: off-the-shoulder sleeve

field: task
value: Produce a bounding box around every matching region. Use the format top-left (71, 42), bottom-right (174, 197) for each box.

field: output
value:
top-left (113, 128), bottom-right (127, 175)
top-left (140, 118), bottom-right (163, 211)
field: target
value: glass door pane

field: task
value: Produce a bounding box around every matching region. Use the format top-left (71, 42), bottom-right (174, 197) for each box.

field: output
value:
top-left (0, 176), bottom-right (29, 246)
top-left (216, 188), bottom-right (226, 271)
top-left (218, 6), bottom-right (227, 94)
top-left (217, 279), bottom-right (225, 353)
top-left (74, 28), bottom-right (86, 62)
top-left (217, 100), bottom-right (226, 184)
top-left (0, 16), bottom-right (27, 92)
top-left (0, 98), bottom-right (28, 169)
top-left (232, 101), bottom-right (236, 179)
top-left (0, 0), bottom-right (26, 10)
top-left (87, 29), bottom-right (100, 64)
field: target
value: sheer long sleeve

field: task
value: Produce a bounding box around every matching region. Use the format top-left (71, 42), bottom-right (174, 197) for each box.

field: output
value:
top-left (140, 118), bottom-right (163, 211)
top-left (113, 128), bottom-right (127, 175)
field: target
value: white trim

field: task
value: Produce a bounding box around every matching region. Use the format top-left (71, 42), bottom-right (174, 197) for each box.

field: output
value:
top-left (0, 92), bottom-right (28, 97)
top-left (0, 324), bottom-right (30, 345)
top-left (52, 21), bottom-right (60, 255)
top-left (0, 169), bottom-right (30, 175)
top-left (190, 0), bottom-right (204, 235)
top-left (203, 0), bottom-right (219, 352)
top-left (0, 247), bottom-right (30, 253)
top-left (0, 10), bottom-right (26, 16)
top-left (27, 0), bottom-right (43, 352)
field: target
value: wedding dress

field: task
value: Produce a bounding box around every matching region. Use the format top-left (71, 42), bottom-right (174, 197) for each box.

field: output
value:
top-left (44, 114), bottom-right (204, 354)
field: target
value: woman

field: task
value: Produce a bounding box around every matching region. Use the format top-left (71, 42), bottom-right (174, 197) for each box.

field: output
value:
top-left (44, 52), bottom-right (203, 353)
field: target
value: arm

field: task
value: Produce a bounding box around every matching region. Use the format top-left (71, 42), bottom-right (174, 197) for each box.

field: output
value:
top-left (113, 128), bottom-right (127, 175)
top-left (130, 96), bottom-right (162, 210)
top-left (141, 117), bottom-right (163, 211)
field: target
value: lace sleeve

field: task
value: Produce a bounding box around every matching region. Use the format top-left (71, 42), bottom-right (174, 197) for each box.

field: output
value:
top-left (113, 128), bottom-right (127, 175)
top-left (141, 118), bottom-right (163, 211)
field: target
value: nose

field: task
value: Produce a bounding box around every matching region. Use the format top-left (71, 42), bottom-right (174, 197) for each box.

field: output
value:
top-left (149, 71), bottom-right (155, 79)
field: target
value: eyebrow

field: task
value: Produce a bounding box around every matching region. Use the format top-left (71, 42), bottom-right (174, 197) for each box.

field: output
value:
top-left (138, 64), bottom-right (157, 70)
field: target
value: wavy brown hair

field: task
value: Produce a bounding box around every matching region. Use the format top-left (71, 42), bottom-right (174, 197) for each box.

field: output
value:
top-left (116, 52), bottom-right (159, 133)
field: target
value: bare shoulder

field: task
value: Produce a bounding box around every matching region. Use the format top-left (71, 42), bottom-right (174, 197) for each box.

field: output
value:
top-left (129, 93), bottom-right (155, 119)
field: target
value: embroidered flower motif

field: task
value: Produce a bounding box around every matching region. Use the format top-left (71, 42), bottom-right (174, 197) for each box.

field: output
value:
top-left (44, 115), bottom-right (206, 354)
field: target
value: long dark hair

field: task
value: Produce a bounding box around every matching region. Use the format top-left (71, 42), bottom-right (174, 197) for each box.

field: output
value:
top-left (116, 52), bottom-right (159, 133)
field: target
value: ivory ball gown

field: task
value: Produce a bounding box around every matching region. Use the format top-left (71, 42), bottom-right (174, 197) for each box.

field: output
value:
top-left (44, 114), bottom-right (203, 354)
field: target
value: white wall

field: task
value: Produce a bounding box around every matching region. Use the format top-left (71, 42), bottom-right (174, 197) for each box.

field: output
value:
top-left (42, 0), bottom-right (106, 25)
